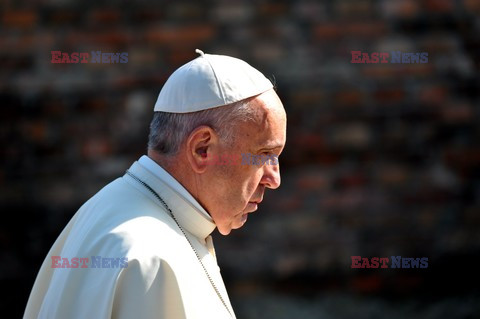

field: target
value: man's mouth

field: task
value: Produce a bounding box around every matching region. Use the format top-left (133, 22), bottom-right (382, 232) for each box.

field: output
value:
top-left (246, 199), bottom-right (262, 212)
top-left (241, 199), bottom-right (262, 223)
top-left (249, 197), bottom-right (263, 205)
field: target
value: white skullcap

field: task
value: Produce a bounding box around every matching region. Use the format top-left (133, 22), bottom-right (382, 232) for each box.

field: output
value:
top-left (153, 49), bottom-right (273, 113)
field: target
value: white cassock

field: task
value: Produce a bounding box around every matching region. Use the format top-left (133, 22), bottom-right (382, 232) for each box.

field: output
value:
top-left (24, 156), bottom-right (236, 319)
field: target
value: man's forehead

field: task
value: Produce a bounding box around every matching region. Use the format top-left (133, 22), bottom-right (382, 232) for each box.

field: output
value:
top-left (252, 104), bottom-right (286, 147)
top-left (252, 125), bottom-right (286, 152)
top-left (254, 89), bottom-right (283, 109)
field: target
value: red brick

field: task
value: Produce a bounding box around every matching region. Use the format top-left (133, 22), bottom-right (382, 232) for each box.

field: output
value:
top-left (290, 90), bottom-right (325, 109)
top-left (167, 3), bottom-right (204, 20)
top-left (392, 275), bottom-right (423, 293)
top-left (419, 86), bottom-right (448, 106)
top-left (361, 65), bottom-right (398, 78)
top-left (0, 35), bottom-right (30, 53)
top-left (333, 90), bottom-right (364, 106)
top-left (48, 10), bottom-right (80, 25)
top-left (81, 137), bottom-right (112, 160)
top-left (314, 22), bottom-right (386, 39)
top-left (335, 1), bottom-right (375, 18)
top-left (125, 48), bottom-right (160, 67)
top-left (421, 35), bottom-right (458, 52)
top-left (424, 0), bottom-right (455, 13)
top-left (344, 22), bottom-right (387, 38)
top-left (293, 132), bottom-right (325, 150)
top-left (463, 0), bottom-right (480, 13)
top-left (361, 63), bottom-right (434, 79)
top-left (444, 149), bottom-right (480, 175)
top-left (401, 63), bottom-right (435, 77)
top-left (258, 3), bottom-right (288, 17)
top-left (272, 196), bottom-right (303, 211)
top-left (165, 48), bottom-right (201, 66)
top-left (338, 173), bottom-right (367, 188)
top-left (212, 3), bottom-right (253, 23)
top-left (314, 23), bottom-right (342, 39)
top-left (351, 275), bottom-right (383, 293)
top-left (296, 172), bottom-right (329, 191)
top-left (145, 25), bottom-right (216, 46)
top-left (315, 152), bottom-right (342, 165)
top-left (22, 120), bottom-right (48, 143)
top-left (417, 209), bottom-right (438, 228)
top-left (275, 253), bottom-right (308, 276)
top-left (374, 88), bottom-right (405, 103)
top-left (331, 124), bottom-right (372, 149)
top-left (377, 164), bottom-right (409, 187)
top-left (293, 1), bottom-right (326, 21)
top-left (252, 42), bottom-right (284, 61)
top-left (381, 0), bottom-right (419, 18)
top-left (0, 32), bottom-right (55, 54)
top-left (89, 9), bottom-right (122, 25)
top-left (66, 30), bottom-right (131, 47)
top-left (2, 10), bottom-right (37, 28)
top-left (440, 102), bottom-right (474, 124)
top-left (132, 9), bottom-right (164, 23)
top-left (81, 97), bottom-right (109, 112)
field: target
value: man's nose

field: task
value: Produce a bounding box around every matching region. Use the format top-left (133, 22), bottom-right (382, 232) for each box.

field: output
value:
top-left (261, 161), bottom-right (281, 189)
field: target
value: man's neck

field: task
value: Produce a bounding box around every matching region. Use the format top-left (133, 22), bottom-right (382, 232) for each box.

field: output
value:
top-left (147, 150), bottom-right (200, 208)
top-left (145, 151), bottom-right (212, 219)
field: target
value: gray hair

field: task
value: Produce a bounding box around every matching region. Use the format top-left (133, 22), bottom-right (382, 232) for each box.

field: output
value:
top-left (148, 99), bottom-right (258, 156)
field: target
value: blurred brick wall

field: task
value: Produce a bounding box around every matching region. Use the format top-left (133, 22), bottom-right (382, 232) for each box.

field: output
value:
top-left (1, 0), bottom-right (479, 318)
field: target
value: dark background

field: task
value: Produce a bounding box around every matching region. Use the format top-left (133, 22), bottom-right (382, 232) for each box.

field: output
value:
top-left (1, 0), bottom-right (479, 318)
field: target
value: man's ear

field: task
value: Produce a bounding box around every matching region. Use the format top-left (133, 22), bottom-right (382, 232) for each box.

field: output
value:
top-left (185, 125), bottom-right (218, 174)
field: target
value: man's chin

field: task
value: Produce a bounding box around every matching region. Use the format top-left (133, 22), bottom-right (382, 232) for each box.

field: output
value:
top-left (217, 215), bottom-right (249, 235)
top-left (216, 221), bottom-right (234, 235)
top-left (217, 228), bottom-right (231, 236)
top-left (246, 202), bottom-right (258, 212)
top-left (240, 213), bottom-right (249, 224)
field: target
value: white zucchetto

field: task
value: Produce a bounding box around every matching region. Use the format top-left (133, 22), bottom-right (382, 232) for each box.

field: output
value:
top-left (154, 49), bottom-right (273, 113)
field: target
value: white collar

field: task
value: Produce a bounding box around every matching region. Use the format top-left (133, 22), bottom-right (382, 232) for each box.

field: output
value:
top-left (138, 155), bottom-right (213, 222)
top-left (125, 159), bottom-right (216, 241)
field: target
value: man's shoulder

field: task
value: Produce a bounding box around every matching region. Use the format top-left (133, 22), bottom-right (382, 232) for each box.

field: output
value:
top-left (71, 177), bottom-right (183, 257)
top-left (79, 176), bottom-right (171, 224)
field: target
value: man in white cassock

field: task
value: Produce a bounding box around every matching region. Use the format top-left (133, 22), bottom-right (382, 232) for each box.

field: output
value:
top-left (24, 49), bottom-right (287, 319)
